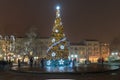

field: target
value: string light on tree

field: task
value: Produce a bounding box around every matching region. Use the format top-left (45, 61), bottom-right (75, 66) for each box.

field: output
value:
top-left (46, 6), bottom-right (69, 67)
top-left (52, 38), bottom-right (56, 43)
top-left (60, 45), bottom-right (64, 50)
top-left (52, 52), bottom-right (56, 57)
top-left (55, 29), bottom-right (59, 33)
top-left (56, 6), bottom-right (60, 17)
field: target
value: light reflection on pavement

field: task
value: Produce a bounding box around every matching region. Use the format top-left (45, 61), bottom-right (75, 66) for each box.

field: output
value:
top-left (0, 63), bottom-right (120, 80)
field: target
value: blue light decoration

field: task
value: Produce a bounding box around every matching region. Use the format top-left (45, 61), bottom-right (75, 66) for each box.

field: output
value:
top-left (46, 60), bottom-right (51, 66)
top-left (58, 66), bottom-right (65, 72)
top-left (47, 37), bottom-right (67, 53)
top-left (59, 59), bottom-right (64, 66)
top-left (45, 59), bottom-right (73, 67)
top-left (45, 6), bottom-right (72, 68)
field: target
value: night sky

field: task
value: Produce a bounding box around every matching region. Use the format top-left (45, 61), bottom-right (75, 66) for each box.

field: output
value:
top-left (0, 0), bottom-right (120, 43)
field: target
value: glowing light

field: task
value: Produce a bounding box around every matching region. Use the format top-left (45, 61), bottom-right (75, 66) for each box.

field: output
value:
top-left (75, 55), bottom-right (78, 58)
top-left (34, 56), bottom-right (38, 60)
top-left (115, 52), bottom-right (118, 55)
top-left (47, 37), bottom-right (66, 52)
top-left (111, 53), bottom-right (114, 55)
top-left (47, 60), bottom-right (51, 65)
top-left (57, 14), bottom-right (60, 17)
top-left (111, 52), bottom-right (118, 55)
top-left (52, 52), bottom-right (56, 57)
top-left (56, 6), bottom-right (60, 10)
top-left (56, 6), bottom-right (60, 17)
top-left (60, 45), bottom-right (64, 49)
top-left (71, 55), bottom-right (74, 57)
top-left (59, 59), bottom-right (64, 65)
top-left (55, 29), bottom-right (59, 33)
top-left (52, 38), bottom-right (55, 43)
top-left (59, 66), bottom-right (65, 72)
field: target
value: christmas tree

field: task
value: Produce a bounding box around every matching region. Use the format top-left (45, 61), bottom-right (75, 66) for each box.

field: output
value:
top-left (46, 6), bottom-right (69, 66)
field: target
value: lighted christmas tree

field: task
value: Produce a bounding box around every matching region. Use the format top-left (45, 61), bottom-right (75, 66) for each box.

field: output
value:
top-left (46, 6), bottom-right (69, 66)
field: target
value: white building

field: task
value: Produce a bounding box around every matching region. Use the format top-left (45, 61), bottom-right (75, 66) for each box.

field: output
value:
top-left (69, 40), bottom-right (110, 63)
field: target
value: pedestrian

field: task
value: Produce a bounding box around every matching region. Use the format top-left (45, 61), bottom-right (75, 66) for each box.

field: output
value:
top-left (8, 59), bottom-right (13, 68)
top-left (30, 57), bottom-right (33, 67)
top-left (18, 59), bottom-right (21, 68)
top-left (73, 58), bottom-right (76, 67)
top-left (40, 58), bottom-right (44, 68)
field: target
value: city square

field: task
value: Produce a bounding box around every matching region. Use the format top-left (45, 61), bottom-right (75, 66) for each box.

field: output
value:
top-left (0, 0), bottom-right (120, 80)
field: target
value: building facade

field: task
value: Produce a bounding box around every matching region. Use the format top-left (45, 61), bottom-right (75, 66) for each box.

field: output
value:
top-left (0, 36), bottom-right (110, 63)
top-left (69, 40), bottom-right (110, 63)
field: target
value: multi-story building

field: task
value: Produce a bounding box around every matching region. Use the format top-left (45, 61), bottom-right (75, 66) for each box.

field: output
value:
top-left (69, 43), bottom-right (86, 63)
top-left (85, 40), bottom-right (100, 62)
top-left (69, 40), bottom-right (110, 63)
top-left (100, 43), bottom-right (110, 60)
top-left (0, 36), bottom-right (110, 63)
top-left (0, 35), bottom-right (15, 60)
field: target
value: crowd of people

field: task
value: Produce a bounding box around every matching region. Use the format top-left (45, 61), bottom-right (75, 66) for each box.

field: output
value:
top-left (0, 57), bottom-right (105, 70)
top-left (17, 57), bottom-right (46, 68)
